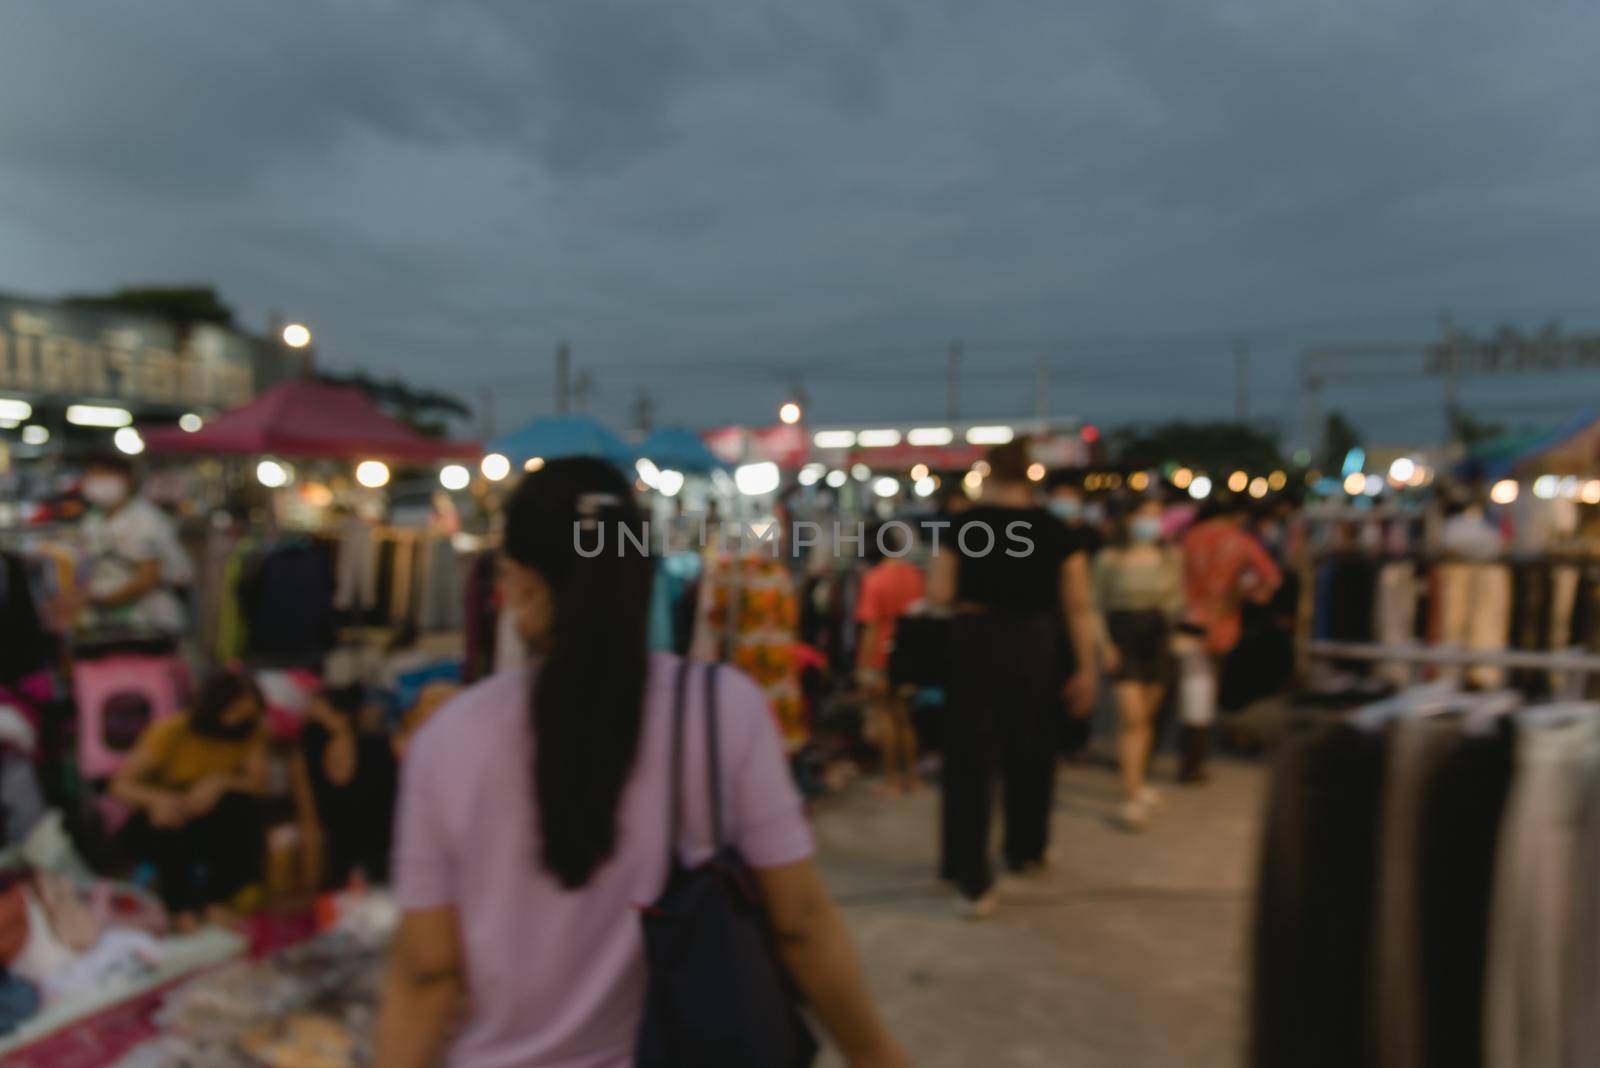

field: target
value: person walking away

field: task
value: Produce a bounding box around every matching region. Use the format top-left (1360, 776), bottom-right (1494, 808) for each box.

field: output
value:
top-left (71, 453), bottom-right (192, 639)
top-left (1179, 498), bottom-right (1282, 782)
top-left (375, 458), bottom-right (905, 1068)
top-left (1047, 481), bottom-right (1105, 556)
top-left (1046, 480), bottom-right (1106, 760)
top-left (856, 525), bottom-right (926, 796)
top-left (928, 440), bottom-right (1099, 919)
top-left (111, 670), bottom-right (268, 928)
top-left (1094, 500), bottom-right (1184, 830)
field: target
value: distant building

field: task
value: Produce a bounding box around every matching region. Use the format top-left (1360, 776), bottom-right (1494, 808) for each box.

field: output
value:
top-left (0, 291), bottom-right (291, 429)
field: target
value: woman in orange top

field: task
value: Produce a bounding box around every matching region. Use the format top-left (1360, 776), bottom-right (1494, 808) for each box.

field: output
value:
top-left (856, 524), bottom-right (927, 796)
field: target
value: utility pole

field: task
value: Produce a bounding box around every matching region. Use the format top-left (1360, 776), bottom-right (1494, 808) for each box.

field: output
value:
top-left (1300, 348), bottom-right (1323, 464)
top-left (1035, 353), bottom-right (1050, 426)
top-left (573, 371), bottom-right (594, 414)
top-left (947, 341), bottom-right (962, 422)
top-left (1440, 311), bottom-right (1459, 439)
top-left (555, 341), bottom-right (571, 415)
top-left (631, 388), bottom-right (655, 434)
top-left (1234, 341), bottom-right (1250, 423)
top-left (479, 386), bottom-right (496, 440)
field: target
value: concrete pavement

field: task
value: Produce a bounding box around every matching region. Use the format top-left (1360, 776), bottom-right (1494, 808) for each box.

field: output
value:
top-left (813, 757), bottom-right (1265, 1067)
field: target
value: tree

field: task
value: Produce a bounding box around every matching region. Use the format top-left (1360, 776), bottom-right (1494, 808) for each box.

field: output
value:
top-left (61, 286), bottom-right (237, 327)
top-left (1112, 420), bottom-right (1283, 475)
top-left (317, 370), bottom-right (471, 438)
top-left (1448, 405), bottom-right (1504, 449)
top-left (1320, 411), bottom-right (1362, 472)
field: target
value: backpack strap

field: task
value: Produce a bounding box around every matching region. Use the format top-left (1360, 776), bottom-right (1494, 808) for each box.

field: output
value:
top-left (702, 662), bottom-right (726, 852)
top-left (666, 657), bottom-right (693, 873)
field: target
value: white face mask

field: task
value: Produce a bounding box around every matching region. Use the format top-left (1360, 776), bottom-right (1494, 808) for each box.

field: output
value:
top-left (82, 476), bottom-right (129, 509)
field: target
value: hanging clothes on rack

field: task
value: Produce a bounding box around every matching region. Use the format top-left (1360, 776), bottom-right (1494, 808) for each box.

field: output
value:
top-left (1252, 691), bottom-right (1600, 1068)
top-left (0, 552), bottom-right (49, 688)
top-left (418, 536), bottom-right (461, 632)
top-left (236, 538), bottom-right (336, 665)
top-left (690, 551), bottom-right (805, 748)
top-left (1373, 561), bottom-right (1420, 686)
top-left (648, 552), bottom-right (702, 653)
top-left (1485, 707), bottom-right (1600, 1068)
top-left (333, 513), bottom-right (379, 623)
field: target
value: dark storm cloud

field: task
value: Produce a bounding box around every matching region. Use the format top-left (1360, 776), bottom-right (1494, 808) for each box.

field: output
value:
top-left (2, 1), bottom-right (1598, 440)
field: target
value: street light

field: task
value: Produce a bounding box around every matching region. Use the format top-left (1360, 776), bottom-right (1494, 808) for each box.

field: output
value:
top-left (113, 427), bottom-right (145, 455)
top-left (480, 453), bottom-right (511, 481)
top-left (281, 323), bottom-right (313, 349)
top-left (356, 460), bottom-right (391, 489)
top-left (779, 401), bottom-right (802, 425)
top-left (256, 459), bottom-right (289, 488)
top-left (734, 461), bottom-right (781, 496)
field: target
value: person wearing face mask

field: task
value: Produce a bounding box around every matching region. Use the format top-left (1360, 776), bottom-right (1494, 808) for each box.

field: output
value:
top-left (1047, 483), bottom-right (1105, 555)
top-left (1093, 499), bottom-right (1185, 831)
top-left (111, 670), bottom-right (269, 926)
top-left (74, 454), bottom-right (192, 639)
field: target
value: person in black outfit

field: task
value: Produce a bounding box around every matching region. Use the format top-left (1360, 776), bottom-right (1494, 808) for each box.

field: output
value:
top-left (292, 684), bottom-right (398, 888)
top-left (928, 440), bottom-right (1099, 918)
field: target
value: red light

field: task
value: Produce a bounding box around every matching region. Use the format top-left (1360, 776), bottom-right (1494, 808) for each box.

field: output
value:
top-left (1080, 424), bottom-right (1100, 443)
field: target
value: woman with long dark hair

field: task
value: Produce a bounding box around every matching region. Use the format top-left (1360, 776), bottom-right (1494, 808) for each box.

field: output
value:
top-left (375, 458), bottom-right (903, 1068)
top-left (928, 440), bottom-right (1100, 918)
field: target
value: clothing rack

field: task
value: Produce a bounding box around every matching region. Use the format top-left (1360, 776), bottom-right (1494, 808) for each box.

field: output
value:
top-left (1253, 684), bottom-right (1600, 1067)
top-left (1308, 640), bottom-right (1600, 670)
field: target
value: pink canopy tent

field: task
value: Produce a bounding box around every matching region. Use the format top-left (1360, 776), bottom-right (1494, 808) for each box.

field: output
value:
top-left (141, 379), bottom-right (479, 461)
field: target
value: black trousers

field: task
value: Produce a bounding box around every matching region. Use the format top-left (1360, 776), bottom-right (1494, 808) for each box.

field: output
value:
top-left (125, 793), bottom-right (264, 913)
top-left (1250, 722), bottom-right (1386, 1068)
top-left (941, 612), bottom-right (1058, 899)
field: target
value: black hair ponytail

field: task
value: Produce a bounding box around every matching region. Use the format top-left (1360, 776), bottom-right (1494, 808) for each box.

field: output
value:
top-left (502, 458), bottom-right (653, 889)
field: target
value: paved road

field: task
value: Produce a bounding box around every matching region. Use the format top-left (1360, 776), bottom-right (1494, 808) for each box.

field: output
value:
top-left (813, 757), bottom-right (1265, 1067)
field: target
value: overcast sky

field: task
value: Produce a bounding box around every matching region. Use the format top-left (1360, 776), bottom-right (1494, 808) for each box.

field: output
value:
top-left (2, 1), bottom-right (1598, 445)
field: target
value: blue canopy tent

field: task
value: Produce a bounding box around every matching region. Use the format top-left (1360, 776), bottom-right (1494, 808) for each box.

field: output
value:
top-left (1459, 410), bottom-right (1600, 481)
top-left (489, 415), bottom-right (636, 468)
top-left (637, 427), bottom-right (728, 474)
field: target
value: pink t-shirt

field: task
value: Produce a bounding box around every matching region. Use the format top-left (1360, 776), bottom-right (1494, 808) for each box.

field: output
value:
top-left (393, 651), bottom-right (814, 1068)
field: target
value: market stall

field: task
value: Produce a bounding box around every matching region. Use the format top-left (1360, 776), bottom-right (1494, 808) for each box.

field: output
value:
top-left (140, 379), bottom-right (479, 463)
top-left (0, 383), bottom-right (480, 1059)
top-left (2, 889), bottom-right (397, 1068)
top-left (485, 414), bottom-right (635, 470)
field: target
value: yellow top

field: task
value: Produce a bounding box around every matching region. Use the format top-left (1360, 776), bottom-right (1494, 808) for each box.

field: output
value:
top-left (133, 713), bottom-right (266, 790)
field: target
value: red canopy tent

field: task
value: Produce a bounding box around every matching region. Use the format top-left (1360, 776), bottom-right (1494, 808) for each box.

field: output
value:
top-left (141, 379), bottom-right (479, 461)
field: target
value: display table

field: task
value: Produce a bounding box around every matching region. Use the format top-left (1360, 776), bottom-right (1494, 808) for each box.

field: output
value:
top-left (1, 893), bottom-right (395, 1067)
top-left (0, 928), bottom-right (246, 1066)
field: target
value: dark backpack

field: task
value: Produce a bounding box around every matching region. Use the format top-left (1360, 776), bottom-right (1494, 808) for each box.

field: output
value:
top-left (636, 660), bottom-right (818, 1068)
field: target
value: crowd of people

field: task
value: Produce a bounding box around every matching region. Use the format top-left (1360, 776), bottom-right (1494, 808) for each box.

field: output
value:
top-left (0, 436), bottom-right (1309, 1065)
